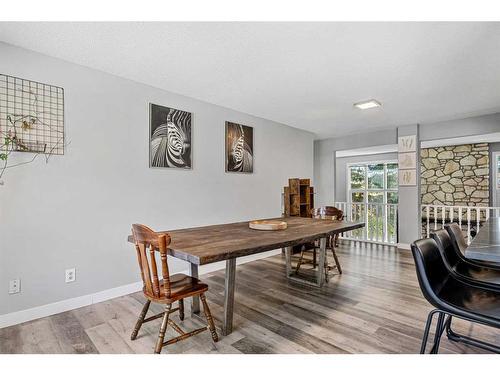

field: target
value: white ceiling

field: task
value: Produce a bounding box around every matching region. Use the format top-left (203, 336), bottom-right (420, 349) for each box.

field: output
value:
top-left (1, 22), bottom-right (500, 139)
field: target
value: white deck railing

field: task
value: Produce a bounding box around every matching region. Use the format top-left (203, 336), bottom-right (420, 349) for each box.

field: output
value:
top-left (421, 204), bottom-right (500, 245)
top-left (333, 202), bottom-right (398, 245)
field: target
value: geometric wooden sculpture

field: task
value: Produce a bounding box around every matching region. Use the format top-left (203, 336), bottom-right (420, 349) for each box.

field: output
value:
top-left (283, 178), bottom-right (314, 218)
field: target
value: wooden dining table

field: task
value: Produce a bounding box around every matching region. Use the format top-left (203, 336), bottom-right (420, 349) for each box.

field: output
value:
top-left (127, 216), bottom-right (364, 336)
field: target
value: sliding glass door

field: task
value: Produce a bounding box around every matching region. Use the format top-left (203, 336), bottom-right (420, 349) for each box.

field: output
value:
top-left (347, 162), bottom-right (398, 243)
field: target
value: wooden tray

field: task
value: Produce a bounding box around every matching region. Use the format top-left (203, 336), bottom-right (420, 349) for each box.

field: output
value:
top-left (249, 220), bottom-right (287, 231)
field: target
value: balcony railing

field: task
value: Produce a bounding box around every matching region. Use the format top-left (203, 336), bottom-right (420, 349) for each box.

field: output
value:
top-left (421, 204), bottom-right (500, 245)
top-left (334, 202), bottom-right (398, 245)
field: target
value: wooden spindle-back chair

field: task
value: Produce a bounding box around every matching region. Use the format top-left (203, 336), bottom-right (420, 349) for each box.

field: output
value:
top-left (131, 224), bottom-right (218, 354)
top-left (295, 206), bottom-right (344, 281)
top-left (312, 206), bottom-right (344, 247)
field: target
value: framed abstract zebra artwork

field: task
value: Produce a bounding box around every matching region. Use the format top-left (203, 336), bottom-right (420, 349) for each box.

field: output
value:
top-left (225, 121), bottom-right (253, 173)
top-left (149, 103), bottom-right (192, 169)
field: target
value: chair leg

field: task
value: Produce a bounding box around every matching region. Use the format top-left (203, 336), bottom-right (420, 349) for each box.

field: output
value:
top-left (420, 310), bottom-right (437, 354)
top-left (295, 249), bottom-right (305, 274)
top-left (445, 315), bottom-right (500, 353)
top-left (154, 304), bottom-right (171, 354)
top-left (131, 300), bottom-right (150, 340)
top-left (430, 312), bottom-right (445, 354)
top-left (200, 293), bottom-right (218, 343)
top-left (313, 248), bottom-right (317, 268)
top-left (331, 246), bottom-right (342, 274)
top-left (422, 310), bottom-right (500, 354)
top-left (179, 299), bottom-right (185, 321)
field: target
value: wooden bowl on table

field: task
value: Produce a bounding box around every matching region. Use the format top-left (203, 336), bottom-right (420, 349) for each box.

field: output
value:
top-left (249, 220), bottom-right (288, 231)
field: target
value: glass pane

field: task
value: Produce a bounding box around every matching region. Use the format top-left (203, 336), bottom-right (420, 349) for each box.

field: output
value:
top-left (387, 163), bottom-right (398, 189)
top-left (387, 205), bottom-right (397, 244)
top-left (387, 192), bottom-right (398, 204)
top-left (349, 204), bottom-right (365, 239)
top-left (350, 165), bottom-right (365, 189)
top-left (367, 164), bottom-right (384, 189)
top-left (366, 205), bottom-right (383, 241)
top-left (351, 192), bottom-right (364, 203)
top-left (368, 192), bottom-right (383, 203)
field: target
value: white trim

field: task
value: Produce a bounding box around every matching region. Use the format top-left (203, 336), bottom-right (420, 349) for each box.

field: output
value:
top-left (421, 132), bottom-right (500, 148)
top-left (0, 281), bottom-right (143, 329)
top-left (0, 249), bottom-right (280, 329)
top-left (421, 204), bottom-right (500, 245)
top-left (397, 243), bottom-right (411, 250)
top-left (336, 144), bottom-right (397, 158)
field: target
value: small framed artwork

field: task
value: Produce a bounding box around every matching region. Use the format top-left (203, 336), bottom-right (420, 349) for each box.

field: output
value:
top-left (225, 121), bottom-right (253, 173)
top-left (150, 103), bottom-right (192, 169)
top-left (398, 135), bottom-right (417, 153)
top-left (398, 152), bottom-right (416, 169)
top-left (399, 169), bottom-right (417, 186)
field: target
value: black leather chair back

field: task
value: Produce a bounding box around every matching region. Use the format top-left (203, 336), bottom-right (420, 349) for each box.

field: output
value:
top-left (411, 238), bottom-right (450, 307)
top-left (445, 223), bottom-right (467, 255)
top-left (430, 229), bottom-right (460, 267)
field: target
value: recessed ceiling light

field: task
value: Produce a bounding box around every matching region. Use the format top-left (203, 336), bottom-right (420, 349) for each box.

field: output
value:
top-left (354, 99), bottom-right (382, 110)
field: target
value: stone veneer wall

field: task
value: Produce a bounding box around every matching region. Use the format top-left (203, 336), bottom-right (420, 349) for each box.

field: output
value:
top-left (421, 143), bottom-right (490, 207)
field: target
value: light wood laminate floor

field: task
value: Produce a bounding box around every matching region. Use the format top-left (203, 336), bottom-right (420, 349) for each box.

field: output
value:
top-left (1, 241), bottom-right (499, 354)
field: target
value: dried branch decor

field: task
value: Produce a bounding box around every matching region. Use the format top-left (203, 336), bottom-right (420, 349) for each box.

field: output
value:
top-left (0, 74), bottom-right (66, 185)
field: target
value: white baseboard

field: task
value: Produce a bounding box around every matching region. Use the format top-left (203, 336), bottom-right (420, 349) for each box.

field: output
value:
top-left (0, 281), bottom-right (143, 329)
top-left (0, 249), bottom-right (280, 329)
top-left (397, 243), bottom-right (411, 250)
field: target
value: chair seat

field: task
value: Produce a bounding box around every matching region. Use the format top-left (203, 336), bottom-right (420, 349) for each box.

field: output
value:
top-left (455, 262), bottom-right (500, 284)
top-left (437, 277), bottom-right (500, 327)
top-left (143, 273), bottom-right (208, 303)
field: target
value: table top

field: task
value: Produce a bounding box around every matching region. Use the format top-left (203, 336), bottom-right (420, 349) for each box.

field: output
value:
top-left (465, 217), bottom-right (500, 262)
top-left (127, 216), bottom-right (364, 265)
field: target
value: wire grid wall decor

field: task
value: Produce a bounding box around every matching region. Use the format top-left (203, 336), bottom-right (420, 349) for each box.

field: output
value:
top-left (0, 74), bottom-right (65, 155)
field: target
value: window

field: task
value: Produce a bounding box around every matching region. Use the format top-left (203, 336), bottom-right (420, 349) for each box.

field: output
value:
top-left (347, 161), bottom-right (398, 243)
top-left (348, 162), bottom-right (398, 205)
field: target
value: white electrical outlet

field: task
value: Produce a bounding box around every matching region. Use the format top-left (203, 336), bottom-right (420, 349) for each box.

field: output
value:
top-left (65, 268), bottom-right (76, 283)
top-left (9, 279), bottom-right (20, 294)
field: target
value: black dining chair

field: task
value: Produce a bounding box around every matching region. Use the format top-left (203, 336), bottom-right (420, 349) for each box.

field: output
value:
top-left (445, 223), bottom-right (500, 270)
top-left (411, 238), bottom-right (500, 354)
top-left (431, 229), bottom-right (500, 290)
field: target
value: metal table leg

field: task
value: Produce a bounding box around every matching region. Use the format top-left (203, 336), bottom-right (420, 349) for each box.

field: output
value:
top-left (286, 237), bottom-right (327, 287)
top-left (190, 263), bottom-right (200, 315)
top-left (222, 258), bottom-right (236, 336)
top-left (317, 237), bottom-right (326, 286)
top-left (285, 246), bottom-right (292, 276)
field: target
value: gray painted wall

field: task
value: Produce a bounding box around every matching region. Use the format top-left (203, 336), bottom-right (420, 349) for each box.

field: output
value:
top-left (313, 128), bottom-right (396, 206)
top-left (313, 112), bottom-right (500, 245)
top-left (491, 142), bottom-right (500, 206)
top-left (420, 113), bottom-right (500, 141)
top-left (334, 153), bottom-right (398, 202)
top-left (0, 43), bottom-right (314, 315)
